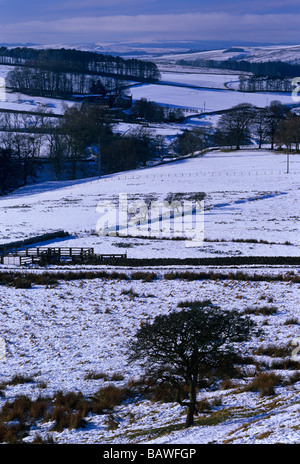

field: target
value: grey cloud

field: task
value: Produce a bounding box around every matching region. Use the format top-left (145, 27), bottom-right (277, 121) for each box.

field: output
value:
top-left (2, 11), bottom-right (300, 43)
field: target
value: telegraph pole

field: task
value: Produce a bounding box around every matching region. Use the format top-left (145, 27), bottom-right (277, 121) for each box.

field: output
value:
top-left (98, 137), bottom-right (101, 178)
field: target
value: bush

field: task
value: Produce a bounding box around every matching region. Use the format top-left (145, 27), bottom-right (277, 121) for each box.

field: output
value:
top-left (0, 394), bottom-right (50, 424)
top-left (31, 433), bottom-right (56, 444)
top-left (269, 359), bottom-right (300, 370)
top-left (110, 373), bottom-right (125, 381)
top-left (0, 423), bottom-right (21, 444)
top-left (196, 398), bottom-right (212, 413)
top-left (53, 391), bottom-right (91, 417)
top-left (131, 272), bottom-right (157, 282)
top-left (45, 391), bottom-right (91, 432)
top-left (244, 306), bottom-right (278, 316)
top-left (29, 397), bottom-right (49, 421)
top-left (84, 371), bottom-right (110, 381)
top-left (14, 277), bottom-right (32, 289)
top-left (0, 386), bottom-right (137, 441)
top-left (91, 385), bottom-right (128, 411)
top-left (287, 372), bottom-right (300, 385)
top-left (284, 318), bottom-right (299, 325)
top-left (9, 374), bottom-right (35, 386)
top-left (244, 372), bottom-right (282, 397)
top-left (0, 395), bottom-right (32, 422)
top-left (49, 406), bottom-right (87, 432)
top-left (104, 413), bottom-right (119, 430)
top-left (253, 344), bottom-right (291, 357)
top-left (121, 287), bottom-right (139, 299)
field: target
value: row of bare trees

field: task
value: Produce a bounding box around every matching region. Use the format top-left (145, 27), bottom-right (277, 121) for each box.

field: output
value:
top-left (0, 98), bottom-right (297, 193)
top-left (0, 103), bottom-right (169, 193)
top-left (171, 101), bottom-right (293, 157)
top-left (215, 101), bottom-right (298, 150)
top-left (0, 47), bottom-right (161, 82)
top-left (130, 98), bottom-right (184, 123)
top-left (7, 67), bottom-right (92, 97)
top-left (0, 111), bottom-right (50, 191)
top-left (3, 47), bottom-right (160, 100)
top-left (6, 66), bottom-right (131, 99)
top-left (214, 102), bottom-right (288, 150)
top-left (239, 75), bottom-right (293, 93)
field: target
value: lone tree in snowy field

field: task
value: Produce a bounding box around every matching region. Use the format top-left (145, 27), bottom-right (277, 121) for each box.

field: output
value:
top-left (128, 300), bottom-right (256, 427)
top-left (216, 103), bottom-right (255, 149)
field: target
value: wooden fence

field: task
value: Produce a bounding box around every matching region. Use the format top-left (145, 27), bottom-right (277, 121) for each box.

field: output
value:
top-left (0, 247), bottom-right (127, 265)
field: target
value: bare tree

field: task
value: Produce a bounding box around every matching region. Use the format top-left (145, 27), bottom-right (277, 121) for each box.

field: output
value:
top-left (216, 104), bottom-right (255, 149)
top-left (264, 101), bottom-right (290, 150)
top-left (173, 127), bottom-right (212, 157)
top-left (0, 148), bottom-right (21, 192)
top-left (61, 103), bottom-right (112, 179)
top-left (128, 300), bottom-right (256, 428)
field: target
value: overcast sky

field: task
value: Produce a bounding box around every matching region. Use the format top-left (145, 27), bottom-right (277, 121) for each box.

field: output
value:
top-left (1, 0), bottom-right (300, 45)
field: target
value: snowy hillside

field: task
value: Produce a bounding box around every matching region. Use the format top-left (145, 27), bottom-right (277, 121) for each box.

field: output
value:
top-left (156, 44), bottom-right (300, 64)
top-left (0, 264), bottom-right (299, 444)
top-left (25, 42), bottom-right (300, 64)
top-left (0, 48), bottom-right (300, 446)
top-left (0, 147), bottom-right (300, 444)
top-left (129, 81), bottom-right (295, 113)
top-left (1, 149), bottom-right (299, 259)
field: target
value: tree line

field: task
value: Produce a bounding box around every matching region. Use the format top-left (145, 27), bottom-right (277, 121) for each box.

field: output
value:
top-left (3, 46), bottom-right (160, 99)
top-left (0, 99), bottom-right (298, 194)
top-left (177, 58), bottom-right (300, 79)
top-left (238, 75), bottom-right (293, 93)
top-left (7, 66), bottom-right (103, 98)
top-left (0, 46), bottom-right (160, 81)
top-left (130, 97), bottom-right (185, 123)
top-left (171, 101), bottom-right (299, 155)
top-left (0, 103), bottom-right (168, 193)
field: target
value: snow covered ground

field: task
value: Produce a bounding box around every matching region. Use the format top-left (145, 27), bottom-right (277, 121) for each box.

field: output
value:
top-left (0, 59), bottom-right (299, 445)
top-left (0, 89), bottom-right (74, 115)
top-left (0, 149), bottom-right (299, 444)
top-left (0, 149), bottom-right (299, 258)
top-left (159, 71), bottom-right (242, 89)
top-left (0, 64), bottom-right (76, 115)
top-left (129, 82), bottom-right (295, 113)
top-left (156, 43), bottom-right (300, 65)
top-left (0, 264), bottom-right (299, 444)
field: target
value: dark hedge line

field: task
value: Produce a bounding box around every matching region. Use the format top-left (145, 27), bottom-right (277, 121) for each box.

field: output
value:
top-left (177, 58), bottom-right (300, 79)
top-left (0, 230), bottom-right (70, 254)
top-left (118, 256), bottom-right (300, 266)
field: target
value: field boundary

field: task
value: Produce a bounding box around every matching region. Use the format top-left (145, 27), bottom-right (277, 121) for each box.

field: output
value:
top-left (110, 256), bottom-right (300, 267)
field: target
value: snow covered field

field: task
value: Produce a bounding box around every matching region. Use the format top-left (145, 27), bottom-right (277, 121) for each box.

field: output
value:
top-left (0, 58), bottom-right (300, 445)
top-left (159, 71), bottom-right (242, 89)
top-left (130, 82), bottom-right (295, 113)
top-left (0, 64), bottom-right (75, 114)
top-left (0, 262), bottom-right (299, 444)
top-left (0, 149), bottom-right (299, 258)
top-left (156, 43), bottom-right (300, 65)
top-left (0, 89), bottom-right (74, 115)
top-left (0, 148), bottom-right (299, 444)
